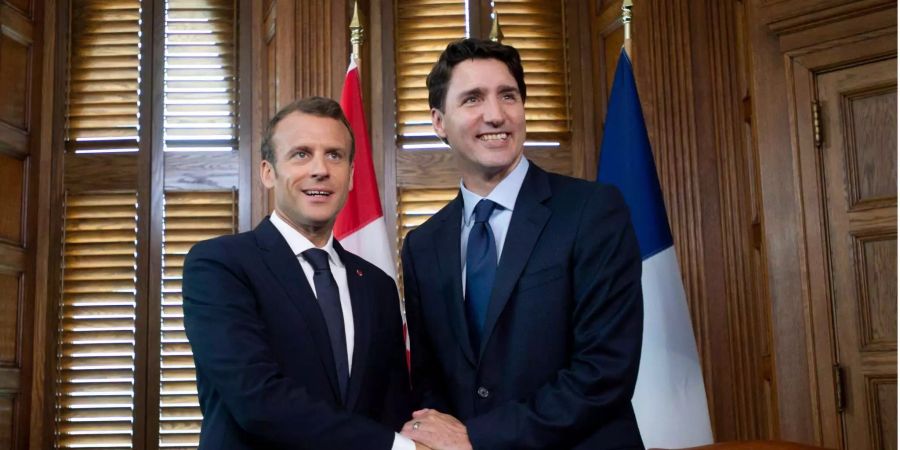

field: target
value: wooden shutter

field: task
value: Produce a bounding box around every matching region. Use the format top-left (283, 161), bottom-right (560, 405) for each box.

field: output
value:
top-left (164, 0), bottom-right (238, 152)
top-left (494, 0), bottom-right (568, 144)
top-left (56, 192), bottom-right (139, 449)
top-left (66, 0), bottom-right (141, 153)
top-left (395, 0), bottom-right (467, 150)
top-left (398, 188), bottom-right (458, 241)
top-left (158, 191), bottom-right (237, 449)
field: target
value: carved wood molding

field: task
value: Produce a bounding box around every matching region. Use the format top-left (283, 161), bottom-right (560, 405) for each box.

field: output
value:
top-left (766, 0), bottom-right (895, 35)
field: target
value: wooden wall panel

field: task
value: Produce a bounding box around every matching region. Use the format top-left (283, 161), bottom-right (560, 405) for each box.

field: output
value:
top-left (0, 273), bottom-right (19, 362)
top-left (5, 0), bottom-right (26, 15)
top-left (0, 0), bottom-right (46, 447)
top-left (0, 34), bottom-right (29, 130)
top-left (0, 397), bottom-right (12, 446)
top-left (295, 0), bottom-right (348, 100)
top-left (0, 154), bottom-right (24, 244)
top-left (589, 0), bottom-right (775, 442)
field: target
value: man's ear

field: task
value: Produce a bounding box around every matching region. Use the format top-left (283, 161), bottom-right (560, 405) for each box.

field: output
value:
top-left (260, 159), bottom-right (275, 189)
top-left (431, 108), bottom-right (447, 140)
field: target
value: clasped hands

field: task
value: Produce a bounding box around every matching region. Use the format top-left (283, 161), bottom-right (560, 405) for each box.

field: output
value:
top-left (402, 408), bottom-right (473, 450)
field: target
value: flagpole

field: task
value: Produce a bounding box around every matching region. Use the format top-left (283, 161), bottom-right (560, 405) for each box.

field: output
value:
top-left (349, 1), bottom-right (363, 67)
top-left (622, 0), bottom-right (633, 56)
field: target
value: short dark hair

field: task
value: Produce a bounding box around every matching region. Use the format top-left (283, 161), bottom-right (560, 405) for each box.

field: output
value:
top-left (426, 38), bottom-right (527, 112)
top-left (260, 96), bottom-right (355, 166)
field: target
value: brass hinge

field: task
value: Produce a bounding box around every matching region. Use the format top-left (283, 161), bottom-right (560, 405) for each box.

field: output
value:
top-left (833, 364), bottom-right (846, 413)
top-left (812, 101), bottom-right (823, 148)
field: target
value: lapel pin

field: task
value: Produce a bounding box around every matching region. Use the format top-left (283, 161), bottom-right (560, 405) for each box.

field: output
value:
top-left (356, 269), bottom-right (363, 277)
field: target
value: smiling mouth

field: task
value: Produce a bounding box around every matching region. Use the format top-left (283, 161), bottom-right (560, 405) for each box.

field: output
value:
top-left (302, 190), bottom-right (332, 197)
top-left (478, 132), bottom-right (509, 142)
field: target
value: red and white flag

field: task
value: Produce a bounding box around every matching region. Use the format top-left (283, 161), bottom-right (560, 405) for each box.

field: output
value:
top-left (335, 58), bottom-right (396, 279)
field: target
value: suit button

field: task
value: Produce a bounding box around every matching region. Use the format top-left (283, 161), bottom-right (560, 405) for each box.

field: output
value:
top-left (476, 386), bottom-right (490, 399)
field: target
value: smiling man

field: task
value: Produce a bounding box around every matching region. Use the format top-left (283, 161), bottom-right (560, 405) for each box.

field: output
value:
top-left (183, 97), bottom-right (416, 449)
top-left (401, 39), bottom-right (646, 449)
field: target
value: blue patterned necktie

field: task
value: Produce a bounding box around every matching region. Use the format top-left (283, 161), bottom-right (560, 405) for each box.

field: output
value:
top-left (302, 248), bottom-right (349, 402)
top-left (464, 199), bottom-right (498, 354)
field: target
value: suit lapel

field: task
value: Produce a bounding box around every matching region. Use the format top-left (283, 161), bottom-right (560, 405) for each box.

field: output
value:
top-left (255, 218), bottom-right (342, 402)
top-left (337, 242), bottom-right (372, 411)
top-left (433, 195), bottom-right (477, 366)
top-left (480, 165), bottom-right (551, 358)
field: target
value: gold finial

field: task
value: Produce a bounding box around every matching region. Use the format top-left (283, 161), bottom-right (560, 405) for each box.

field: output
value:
top-left (622, 0), bottom-right (633, 41)
top-left (489, 6), bottom-right (503, 43)
top-left (349, 1), bottom-right (363, 61)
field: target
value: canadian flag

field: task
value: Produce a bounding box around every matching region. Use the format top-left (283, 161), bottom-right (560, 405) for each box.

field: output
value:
top-left (337, 59), bottom-right (409, 367)
top-left (335, 58), bottom-right (396, 279)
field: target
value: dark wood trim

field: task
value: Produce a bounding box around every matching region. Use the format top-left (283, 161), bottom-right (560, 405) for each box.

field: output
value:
top-left (331, 0), bottom-right (349, 100)
top-left (372, 0), bottom-right (398, 259)
top-left (16, 0), bottom-right (45, 445)
top-left (589, 0), bottom-right (624, 179)
top-left (143, 0), bottom-right (171, 446)
top-left (34, 0), bottom-right (68, 446)
top-left (566, 0), bottom-right (598, 180)
top-left (131, 0), bottom-right (160, 447)
top-left (469, 0), bottom-right (492, 40)
top-left (276, 0), bottom-right (295, 108)
top-left (705, 0), bottom-right (774, 440)
top-left (250, 0), bottom-right (272, 225)
top-left (238, 0), bottom-right (254, 232)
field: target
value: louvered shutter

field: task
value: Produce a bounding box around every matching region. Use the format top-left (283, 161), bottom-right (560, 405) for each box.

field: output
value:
top-left (395, 0), bottom-right (467, 150)
top-left (158, 191), bottom-right (236, 449)
top-left (66, 0), bottom-right (141, 153)
top-left (56, 192), bottom-right (139, 449)
top-left (164, 0), bottom-right (238, 152)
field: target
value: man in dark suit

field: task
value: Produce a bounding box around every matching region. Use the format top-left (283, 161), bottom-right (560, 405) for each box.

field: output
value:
top-left (183, 97), bottom-right (418, 449)
top-left (400, 39), bottom-right (645, 450)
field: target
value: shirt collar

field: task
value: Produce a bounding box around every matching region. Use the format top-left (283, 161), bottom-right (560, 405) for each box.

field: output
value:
top-left (269, 210), bottom-right (342, 267)
top-left (460, 156), bottom-right (529, 224)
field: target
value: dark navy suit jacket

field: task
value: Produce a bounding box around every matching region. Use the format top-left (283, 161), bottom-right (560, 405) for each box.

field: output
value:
top-left (402, 162), bottom-right (645, 450)
top-left (183, 218), bottom-right (410, 449)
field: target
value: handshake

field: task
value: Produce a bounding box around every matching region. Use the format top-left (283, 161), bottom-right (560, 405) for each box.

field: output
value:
top-left (401, 409), bottom-right (472, 450)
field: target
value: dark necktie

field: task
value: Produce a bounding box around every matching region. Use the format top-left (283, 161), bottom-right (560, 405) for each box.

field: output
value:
top-left (464, 199), bottom-right (497, 353)
top-left (301, 248), bottom-right (349, 402)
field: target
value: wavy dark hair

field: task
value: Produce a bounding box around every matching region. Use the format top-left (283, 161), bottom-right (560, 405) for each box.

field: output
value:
top-left (426, 38), bottom-right (527, 112)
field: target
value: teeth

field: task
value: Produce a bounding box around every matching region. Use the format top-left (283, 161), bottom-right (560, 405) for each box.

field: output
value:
top-left (479, 133), bottom-right (508, 141)
top-left (305, 190), bottom-right (330, 196)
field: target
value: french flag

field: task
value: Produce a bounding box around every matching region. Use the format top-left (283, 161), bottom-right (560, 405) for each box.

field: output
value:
top-left (598, 49), bottom-right (714, 449)
top-left (335, 59), bottom-right (396, 280)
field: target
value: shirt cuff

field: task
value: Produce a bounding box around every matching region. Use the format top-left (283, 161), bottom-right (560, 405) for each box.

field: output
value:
top-left (392, 433), bottom-right (416, 450)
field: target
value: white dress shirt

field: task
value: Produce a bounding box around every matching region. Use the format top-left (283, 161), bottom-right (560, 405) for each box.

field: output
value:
top-left (460, 156), bottom-right (529, 289)
top-left (269, 211), bottom-right (415, 450)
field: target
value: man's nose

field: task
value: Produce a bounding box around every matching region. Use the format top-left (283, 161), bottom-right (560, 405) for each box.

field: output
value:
top-left (308, 153), bottom-right (329, 178)
top-left (483, 97), bottom-right (505, 126)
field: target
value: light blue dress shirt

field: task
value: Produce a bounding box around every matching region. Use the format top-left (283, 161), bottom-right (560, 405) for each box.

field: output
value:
top-left (460, 156), bottom-right (530, 289)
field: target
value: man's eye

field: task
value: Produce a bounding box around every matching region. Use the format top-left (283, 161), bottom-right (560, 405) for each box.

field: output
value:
top-left (463, 96), bottom-right (478, 104)
top-left (327, 151), bottom-right (343, 160)
top-left (291, 151), bottom-right (308, 159)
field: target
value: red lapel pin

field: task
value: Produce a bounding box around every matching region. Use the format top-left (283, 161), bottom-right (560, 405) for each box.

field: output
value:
top-left (356, 269), bottom-right (363, 277)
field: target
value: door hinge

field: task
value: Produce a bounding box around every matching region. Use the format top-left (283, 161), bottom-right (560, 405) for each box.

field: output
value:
top-left (812, 101), bottom-right (823, 149)
top-left (833, 364), bottom-right (846, 413)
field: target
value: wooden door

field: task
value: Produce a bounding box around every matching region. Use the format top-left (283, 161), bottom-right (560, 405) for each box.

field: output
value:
top-left (816, 57), bottom-right (897, 450)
